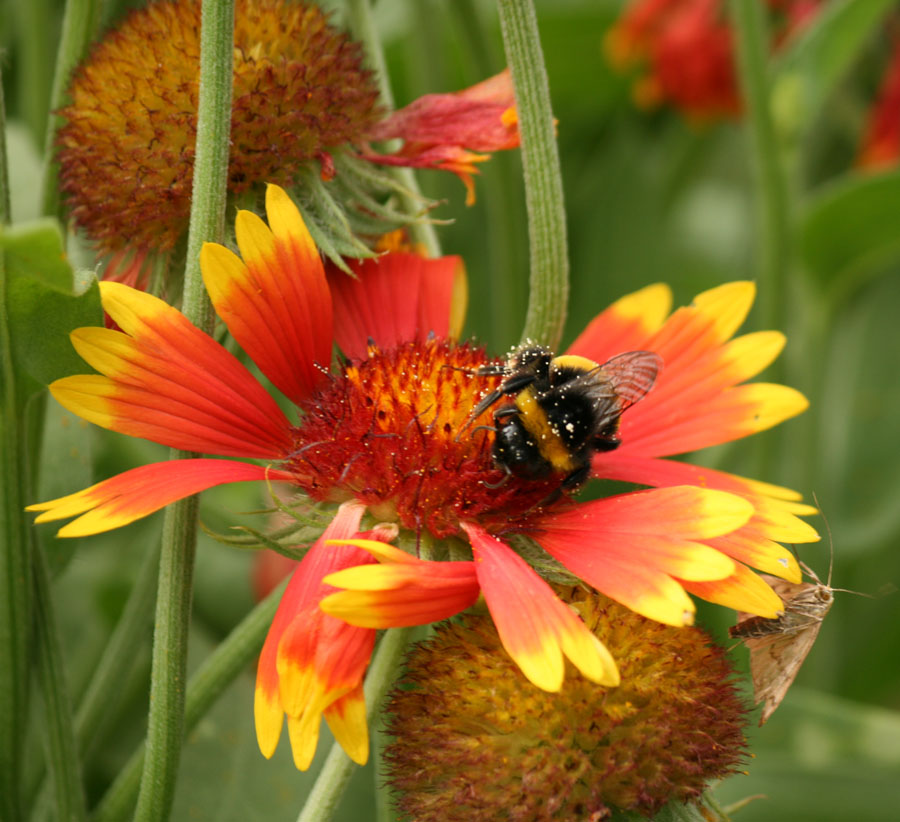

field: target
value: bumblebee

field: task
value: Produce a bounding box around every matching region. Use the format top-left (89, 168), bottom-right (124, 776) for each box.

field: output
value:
top-left (467, 344), bottom-right (661, 491)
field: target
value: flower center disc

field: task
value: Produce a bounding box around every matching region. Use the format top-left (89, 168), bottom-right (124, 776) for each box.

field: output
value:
top-left (287, 339), bottom-right (566, 537)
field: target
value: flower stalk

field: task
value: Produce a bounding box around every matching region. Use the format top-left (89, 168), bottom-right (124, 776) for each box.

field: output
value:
top-left (92, 579), bottom-right (286, 822)
top-left (132, 1), bottom-right (234, 818)
top-left (497, 0), bottom-right (569, 349)
top-left (0, 66), bottom-right (30, 822)
top-left (40, 0), bottom-right (100, 217)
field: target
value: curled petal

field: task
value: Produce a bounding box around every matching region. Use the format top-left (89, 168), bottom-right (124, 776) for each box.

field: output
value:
top-left (201, 184), bottom-right (333, 405)
top-left (59, 283), bottom-right (293, 458)
top-left (463, 523), bottom-right (620, 692)
top-left (255, 501), bottom-right (375, 770)
top-left (321, 539), bottom-right (480, 627)
top-left (27, 459), bottom-right (293, 537)
top-left (363, 70), bottom-right (520, 204)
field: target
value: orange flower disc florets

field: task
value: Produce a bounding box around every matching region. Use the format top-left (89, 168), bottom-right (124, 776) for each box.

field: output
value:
top-left (287, 340), bottom-right (566, 538)
top-left (58, 0), bottom-right (381, 253)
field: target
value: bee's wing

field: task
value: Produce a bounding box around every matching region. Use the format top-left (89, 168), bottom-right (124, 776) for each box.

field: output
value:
top-left (597, 351), bottom-right (662, 412)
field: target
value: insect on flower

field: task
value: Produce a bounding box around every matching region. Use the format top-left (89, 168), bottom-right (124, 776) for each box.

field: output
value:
top-left (729, 561), bottom-right (835, 724)
top-left (463, 344), bottom-right (662, 491)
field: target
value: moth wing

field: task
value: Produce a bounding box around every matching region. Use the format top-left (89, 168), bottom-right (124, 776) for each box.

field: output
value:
top-left (744, 619), bottom-right (825, 725)
top-left (733, 576), bottom-right (833, 725)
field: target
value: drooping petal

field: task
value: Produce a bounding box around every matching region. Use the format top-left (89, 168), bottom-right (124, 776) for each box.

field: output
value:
top-left (321, 538), bottom-right (480, 627)
top-left (362, 70), bottom-right (520, 204)
top-left (566, 282), bottom-right (672, 362)
top-left (323, 685), bottom-right (369, 766)
top-left (327, 252), bottom-right (465, 361)
top-left (27, 459), bottom-right (293, 537)
top-left (463, 523), bottom-right (620, 692)
top-left (255, 501), bottom-right (376, 770)
top-left (201, 184), bottom-right (333, 405)
top-left (60, 283), bottom-right (294, 458)
top-left (534, 487), bottom-right (751, 626)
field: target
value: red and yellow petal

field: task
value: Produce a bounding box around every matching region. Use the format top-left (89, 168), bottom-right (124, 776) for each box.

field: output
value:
top-left (323, 685), bottom-right (368, 766)
top-left (534, 487), bottom-right (751, 626)
top-left (680, 561), bottom-right (785, 618)
top-left (27, 459), bottom-right (292, 537)
top-left (593, 454), bottom-right (818, 580)
top-left (363, 70), bottom-right (520, 204)
top-left (463, 523), bottom-right (619, 692)
top-left (200, 184), bottom-right (333, 406)
top-left (621, 382), bottom-right (808, 457)
top-left (321, 539), bottom-right (480, 627)
top-left (59, 283), bottom-right (294, 458)
top-left (255, 501), bottom-right (375, 769)
top-left (566, 282), bottom-right (672, 363)
top-left (327, 253), bottom-right (465, 361)
top-left (579, 282), bottom-right (811, 456)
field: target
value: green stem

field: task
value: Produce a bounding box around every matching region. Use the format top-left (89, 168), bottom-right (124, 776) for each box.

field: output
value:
top-left (40, 0), bottom-right (101, 218)
top-left (497, 0), bottom-right (569, 349)
top-left (132, 498), bottom-right (200, 822)
top-left (0, 67), bottom-right (30, 822)
top-left (345, 0), bottom-right (441, 257)
top-left (296, 627), bottom-right (414, 822)
top-left (11, 0), bottom-right (53, 143)
top-left (91, 579), bottom-right (285, 822)
top-left (729, 0), bottom-right (790, 335)
top-left (33, 545), bottom-right (87, 822)
top-left (132, 2), bottom-right (234, 819)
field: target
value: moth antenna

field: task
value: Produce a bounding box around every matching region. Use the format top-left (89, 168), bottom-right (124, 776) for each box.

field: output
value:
top-left (811, 491), bottom-right (834, 587)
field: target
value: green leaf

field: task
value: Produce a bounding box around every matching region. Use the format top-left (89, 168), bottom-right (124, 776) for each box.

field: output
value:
top-left (772, 0), bottom-right (894, 137)
top-left (0, 219), bottom-right (101, 390)
top-left (798, 171), bottom-right (900, 294)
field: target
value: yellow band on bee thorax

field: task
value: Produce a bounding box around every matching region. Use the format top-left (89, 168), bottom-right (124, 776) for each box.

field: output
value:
top-left (514, 388), bottom-right (576, 472)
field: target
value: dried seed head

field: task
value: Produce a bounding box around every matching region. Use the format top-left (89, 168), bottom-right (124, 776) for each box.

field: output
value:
top-left (386, 587), bottom-right (747, 821)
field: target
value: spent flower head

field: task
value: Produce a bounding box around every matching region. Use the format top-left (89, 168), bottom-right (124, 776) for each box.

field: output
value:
top-left (57, 0), bottom-right (519, 273)
top-left (386, 588), bottom-right (747, 821)
top-left (30, 185), bottom-right (818, 769)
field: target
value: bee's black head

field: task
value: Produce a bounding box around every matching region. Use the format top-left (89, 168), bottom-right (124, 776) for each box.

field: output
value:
top-left (509, 344), bottom-right (553, 374)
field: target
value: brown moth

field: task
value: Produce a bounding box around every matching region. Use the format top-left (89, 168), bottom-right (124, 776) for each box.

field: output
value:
top-left (729, 564), bottom-right (833, 725)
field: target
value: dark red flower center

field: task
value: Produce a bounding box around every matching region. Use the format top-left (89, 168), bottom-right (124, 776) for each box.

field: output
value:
top-left (286, 339), bottom-right (568, 538)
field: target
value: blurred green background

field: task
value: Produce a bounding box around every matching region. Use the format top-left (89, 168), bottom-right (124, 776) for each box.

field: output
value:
top-left (5, 0), bottom-right (900, 819)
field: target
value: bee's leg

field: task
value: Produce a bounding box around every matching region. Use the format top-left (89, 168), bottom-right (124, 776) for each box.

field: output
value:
top-left (592, 434), bottom-right (621, 453)
top-left (530, 465), bottom-right (590, 511)
top-left (560, 464), bottom-right (590, 492)
top-left (482, 465), bottom-right (512, 489)
top-left (493, 406), bottom-right (519, 421)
